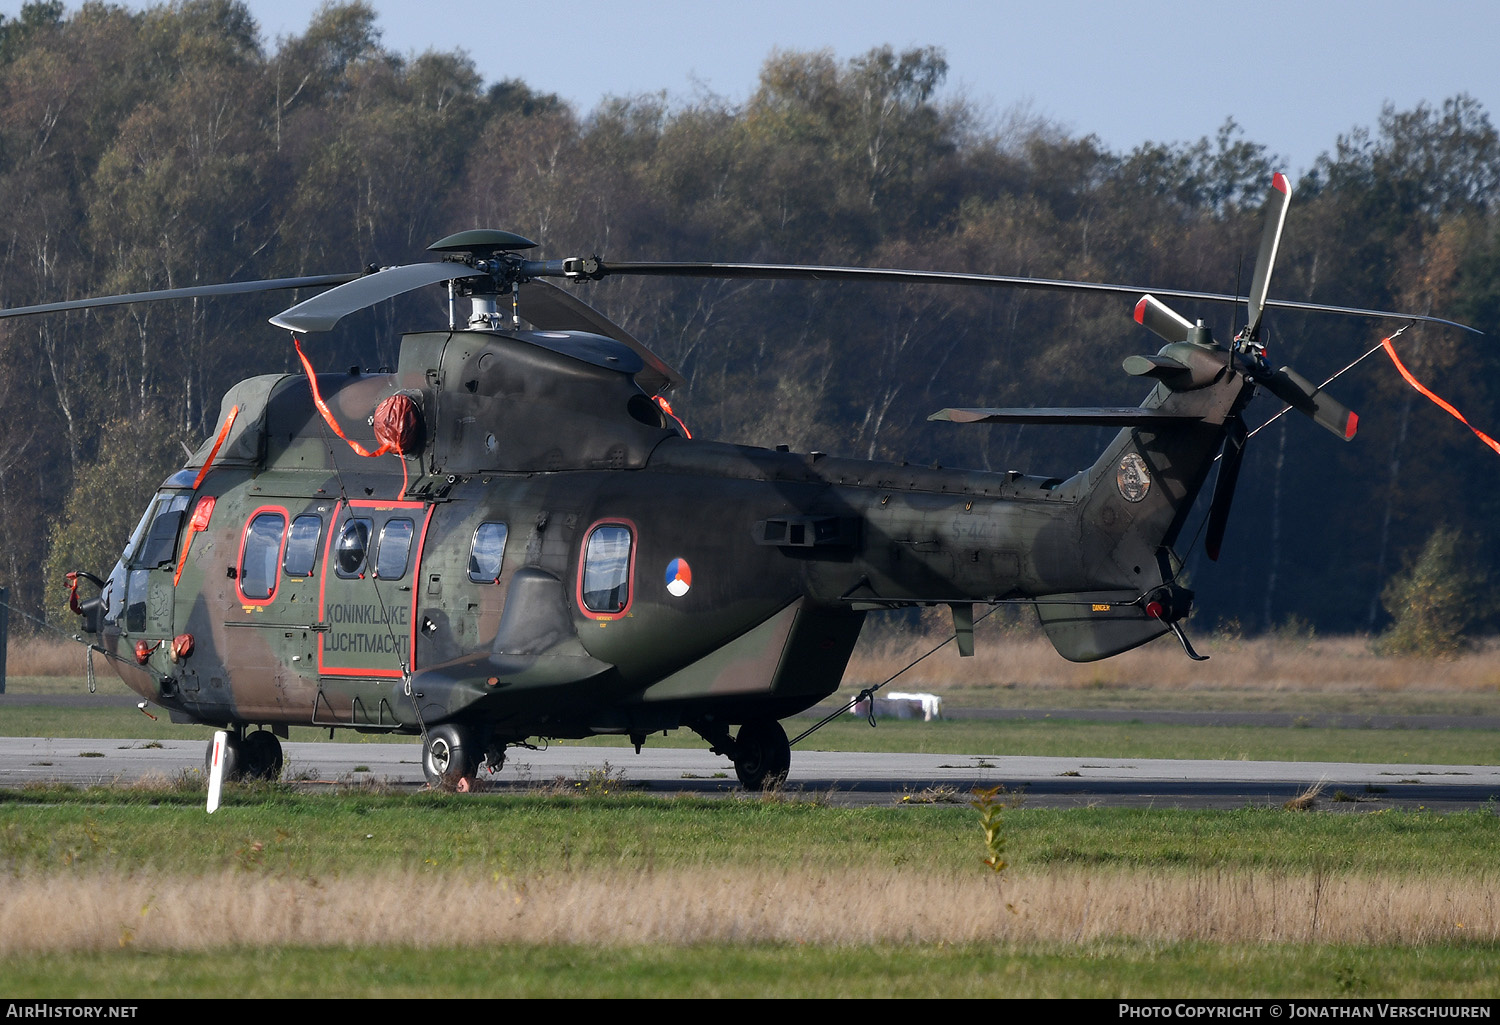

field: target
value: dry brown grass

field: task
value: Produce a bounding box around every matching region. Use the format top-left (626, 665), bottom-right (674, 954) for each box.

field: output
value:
top-left (1283, 779), bottom-right (1327, 811)
top-left (6, 636), bottom-right (92, 678)
top-left (843, 614), bottom-right (1500, 697)
top-left (16, 619), bottom-right (1500, 696)
top-left (2, 866), bottom-right (1492, 953)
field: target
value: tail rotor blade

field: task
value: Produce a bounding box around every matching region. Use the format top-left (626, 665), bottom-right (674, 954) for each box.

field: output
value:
top-left (1259, 365), bottom-right (1358, 440)
top-left (1134, 294), bottom-right (1195, 344)
top-left (1245, 173), bottom-right (1292, 342)
top-left (1205, 415), bottom-right (1248, 562)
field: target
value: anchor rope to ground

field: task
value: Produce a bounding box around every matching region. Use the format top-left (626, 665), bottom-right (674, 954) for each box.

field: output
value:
top-left (789, 605), bottom-right (998, 745)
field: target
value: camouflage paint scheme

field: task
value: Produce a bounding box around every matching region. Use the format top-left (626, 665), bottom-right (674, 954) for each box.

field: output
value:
top-left (51, 179), bottom-right (1423, 787)
top-left (87, 313), bottom-right (1249, 786)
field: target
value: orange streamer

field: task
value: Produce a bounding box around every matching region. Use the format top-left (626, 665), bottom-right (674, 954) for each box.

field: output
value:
top-left (174, 495), bottom-right (216, 589)
top-left (294, 339), bottom-right (412, 497)
top-left (1381, 335), bottom-right (1500, 456)
top-left (654, 395), bottom-right (691, 438)
top-left (192, 404), bottom-right (239, 490)
top-left (294, 339), bottom-right (394, 458)
top-left (175, 404), bottom-right (241, 586)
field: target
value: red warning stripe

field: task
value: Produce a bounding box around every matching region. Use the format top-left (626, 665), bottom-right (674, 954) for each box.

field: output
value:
top-left (1381, 335), bottom-right (1500, 456)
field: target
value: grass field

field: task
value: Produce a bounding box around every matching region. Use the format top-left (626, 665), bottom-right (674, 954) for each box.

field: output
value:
top-left (3, 630), bottom-right (1499, 998)
top-left (1, 792), bottom-right (1498, 997)
top-left (5, 941), bottom-right (1495, 999)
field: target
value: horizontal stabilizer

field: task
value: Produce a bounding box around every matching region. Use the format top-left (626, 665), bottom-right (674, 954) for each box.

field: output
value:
top-left (930, 407), bottom-right (1203, 426)
top-left (1034, 590), bottom-right (1172, 662)
top-left (1122, 353), bottom-right (1191, 379)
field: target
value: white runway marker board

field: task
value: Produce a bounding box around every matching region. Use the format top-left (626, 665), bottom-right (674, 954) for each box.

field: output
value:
top-left (206, 730), bottom-right (227, 813)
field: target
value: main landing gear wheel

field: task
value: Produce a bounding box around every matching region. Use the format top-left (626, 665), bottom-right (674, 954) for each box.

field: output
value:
top-left (733, 719), bottom-right (791, 791)
top-left (241, 730), bottom-right (284, 781)
top-left (422, 724), bottom-right (479, 790)
top-left (204, 732), bottom-right (242, 782)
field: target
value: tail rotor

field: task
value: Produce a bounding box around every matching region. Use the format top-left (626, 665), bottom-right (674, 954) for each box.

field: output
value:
top-left (1128, 173), bottom-right (1357, 562)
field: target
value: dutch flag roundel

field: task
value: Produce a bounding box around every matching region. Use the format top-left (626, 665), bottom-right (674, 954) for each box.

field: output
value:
top-left (665, 557), bottom-right (692, 597)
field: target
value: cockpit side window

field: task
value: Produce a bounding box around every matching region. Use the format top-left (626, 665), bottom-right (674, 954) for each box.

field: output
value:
top-left (126, 493), bottom-right (191, 569)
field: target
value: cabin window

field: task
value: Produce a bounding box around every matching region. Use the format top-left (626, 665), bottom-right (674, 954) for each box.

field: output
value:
top-left (581, 523), bottom-right (633, 614)
top-left (335, 517), bottom-right (373, 578)
top-left (239, 512), bottom-right (287, 601)
top-left (468, 522), bottom-right (509, 583)
top-left (375, 518), bottom-right (415, 580)
top-left (282, 515), bottom-right (322, 577)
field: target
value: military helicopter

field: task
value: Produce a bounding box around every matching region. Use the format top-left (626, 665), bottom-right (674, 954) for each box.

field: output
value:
top-left (16, 174), bottom-right (1467, 790)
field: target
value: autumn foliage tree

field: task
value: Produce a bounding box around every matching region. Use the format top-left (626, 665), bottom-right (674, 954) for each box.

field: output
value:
top-left (0, 1), bottom-right (1498, 644)
top-left (1376, 527), bottom-right (1486, 657)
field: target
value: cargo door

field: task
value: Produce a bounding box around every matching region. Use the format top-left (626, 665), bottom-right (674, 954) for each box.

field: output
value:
top-left (316, 499), bottom-right (432, 723)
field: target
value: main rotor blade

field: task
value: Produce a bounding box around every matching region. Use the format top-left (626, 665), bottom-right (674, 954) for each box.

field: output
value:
top-left (1204, 415), bottom-right (1249, 562)
top-left (516, 280), bottom-right (684, 394)
top-left (0, 273), bottom-right (364, 320)
top-left (1245, 173), bottom-right (1292, 342)
top-left (930, 407), bottom-right (1203, 426)
top-left (587, 261), bottom-right (1479, 334)
top-left (270, 263), bottom-right (487, 333)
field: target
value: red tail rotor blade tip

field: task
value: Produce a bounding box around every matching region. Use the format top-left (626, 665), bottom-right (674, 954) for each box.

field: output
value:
top-left (1345, 412), bottom-right (1359, 439)
top-left (1273, 172), bottom-right (1290, 194)
top-left (1134, 296), bottom-right (1148, 324)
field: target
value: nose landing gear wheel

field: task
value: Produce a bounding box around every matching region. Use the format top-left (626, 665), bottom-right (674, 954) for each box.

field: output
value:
top-left (204, 732), bottom-right (242, 782)
top-left (422, 724), bottom-right (478, 789)
top-left (733, 719), bottom-right (791, 791)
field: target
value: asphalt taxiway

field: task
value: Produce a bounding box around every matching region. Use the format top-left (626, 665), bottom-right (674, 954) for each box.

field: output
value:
top-left (2, 734), bottom-right (1497, 810)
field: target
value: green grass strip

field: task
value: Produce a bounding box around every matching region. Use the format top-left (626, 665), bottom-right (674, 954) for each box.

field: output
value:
top-left (3, 940), bottom-right (1498, 998)
top-left (2, 793), bottom-right (1497, 875)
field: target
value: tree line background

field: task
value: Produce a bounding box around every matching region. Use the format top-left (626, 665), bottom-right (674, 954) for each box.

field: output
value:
top-left (3, 0), bottom-right (1498, 643)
